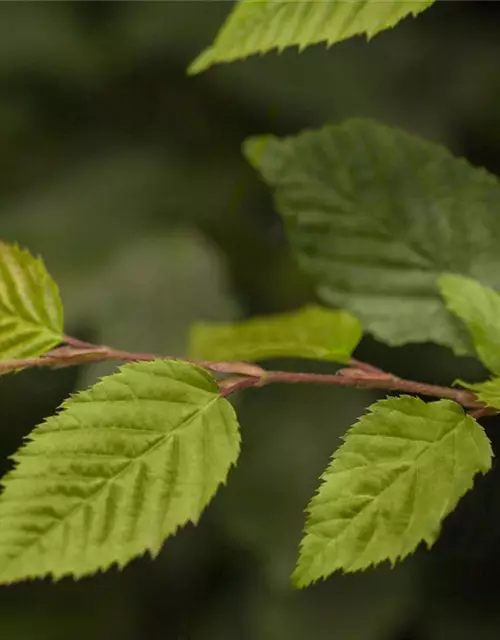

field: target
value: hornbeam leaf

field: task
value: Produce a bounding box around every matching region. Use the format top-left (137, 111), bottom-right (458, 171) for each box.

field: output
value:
top-left (0, 359), bottom-right (240, 583)
top-left (244, 119), bottom-right (500, 353)
top-left (0, 241), bottom-right (63, 359)
top-left (294, 396), bottom-right (492, 587)
top-left (189, 0), bottom-right (435, 74)
top-left (189, 305), bottom-right (362, 363)
top-left (438, 274), bottom-right (500, 375)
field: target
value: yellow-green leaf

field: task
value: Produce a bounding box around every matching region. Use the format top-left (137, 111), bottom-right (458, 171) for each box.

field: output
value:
top-left (0, 359), bottom-right (240, 583)
top-left (438, 274), bottom-right (500, 375)
top-left (189, 0), bottom-right (435, 74)
top-left (294, 396), bottom-right (492, 587)
top-left (0, 242), bottom-right (63, 359)
top-left (189, 305), bottom-right (362, 363)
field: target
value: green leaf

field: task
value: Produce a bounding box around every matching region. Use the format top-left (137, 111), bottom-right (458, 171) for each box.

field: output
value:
top-left (189, 0), bottom-right (435, 74)
top-left (438, 274), bottom-right (500, 374)
top-left (0, 241), bottom-right (63, 359)
top-left (455, 378), bottom-right (500, 411)
top-left (244, 118), bottom-right (500, 353)
top-left (189, 305), bottom-right (362, 363)
top-left (294, 396), bottom-right (492, 587)
top-left (0, 359), bottom-right (240, 583)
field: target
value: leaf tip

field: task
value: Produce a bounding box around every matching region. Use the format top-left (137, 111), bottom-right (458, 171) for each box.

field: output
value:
top-left (291, 553), bottom-right (316, 589)
top-left (242, 135), bottom-right (272, 169)
top-left (187, 47), bottom-right (215, 75)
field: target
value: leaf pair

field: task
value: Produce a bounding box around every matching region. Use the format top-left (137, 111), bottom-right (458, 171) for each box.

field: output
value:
top-left (0, 289), bottom-right (365, 583)
top-left (0, 229), bottom-right (365, 584)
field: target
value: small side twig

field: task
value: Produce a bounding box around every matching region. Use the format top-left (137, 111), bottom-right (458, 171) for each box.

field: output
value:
top-left (348, 358), bottom-right (387, 376)
top-left (220, 377), bottom-right (262, 397)
top-left (469, 406), bottom-right (499, 420)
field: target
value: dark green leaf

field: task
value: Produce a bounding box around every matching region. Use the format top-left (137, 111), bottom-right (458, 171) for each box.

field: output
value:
top-left (244, 119), bottom-right (500, 352)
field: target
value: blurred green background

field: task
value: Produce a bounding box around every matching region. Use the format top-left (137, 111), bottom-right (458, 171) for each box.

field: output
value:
top-left (1, 2), bottom-right (500, 639)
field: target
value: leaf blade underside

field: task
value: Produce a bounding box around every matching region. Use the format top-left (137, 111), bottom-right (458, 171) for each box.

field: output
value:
top-left (189, 305), bottom-right (362, 363)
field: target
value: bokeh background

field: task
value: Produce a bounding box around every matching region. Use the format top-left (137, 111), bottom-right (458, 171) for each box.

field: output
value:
top-left (1, 2), bottom-right (500, 639)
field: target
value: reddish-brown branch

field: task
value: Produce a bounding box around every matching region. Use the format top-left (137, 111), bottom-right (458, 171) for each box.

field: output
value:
top-left (348, 358), bottom-right (387, 376)
top-left (62, 335), bottom-right (99, 350)
top-left (0, 341), bottom-right (265, 378)
top-left (220, 376), bottom-right (262, 397)
top-left (0, 335), bottom-right (489, 416)
top-left (469, 406), bottom-right (498, 420)
top-left (258, 371), bottom-right (482, 409)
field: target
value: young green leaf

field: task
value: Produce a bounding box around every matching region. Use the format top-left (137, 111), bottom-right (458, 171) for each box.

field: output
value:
top-left (0, 241), bottom-right (63, 359)
top-left (189, 0), bottom-right (435, 75)
top-left (438, 274), bottom-right (500, 375)
top-left (0, 359), bottom-right (240, 583)
top-left (455, 378), bottom-right (500, 411)
top-left (294, 396), bottom-right (492, 587)
top-left (244, 119), bottom-right (500, 354)
top-left (189, 305), bottom-right (362, 363)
